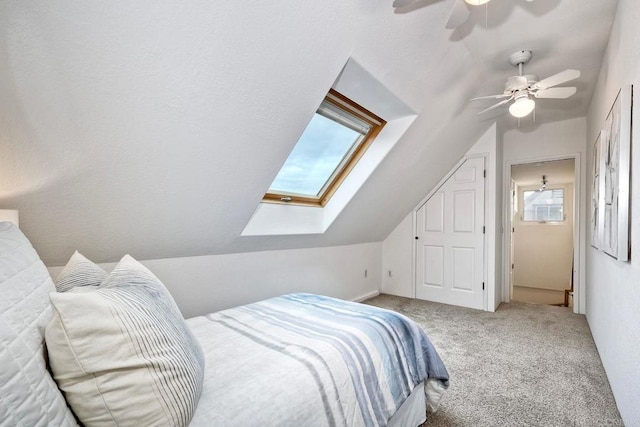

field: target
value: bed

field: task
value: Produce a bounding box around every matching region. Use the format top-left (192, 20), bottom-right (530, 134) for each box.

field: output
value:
top-left (0, 222), bottom-right (449, 426)
top-left (188, 293), bottom-right (449, 426)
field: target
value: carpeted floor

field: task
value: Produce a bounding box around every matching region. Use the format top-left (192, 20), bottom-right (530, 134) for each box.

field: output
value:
top-left (364, 294), bottom-right (623, 427)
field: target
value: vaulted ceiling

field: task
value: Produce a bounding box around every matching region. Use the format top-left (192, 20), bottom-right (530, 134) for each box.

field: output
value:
top-left (0, 0), bottom-right (618, 265)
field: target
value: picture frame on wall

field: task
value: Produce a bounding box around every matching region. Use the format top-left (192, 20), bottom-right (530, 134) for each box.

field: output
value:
top-left (591, 130), bottom-right (605, 249)
top-left (602, 85), bottom-right (632, 261)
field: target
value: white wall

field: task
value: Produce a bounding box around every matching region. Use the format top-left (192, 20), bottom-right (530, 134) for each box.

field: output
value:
top-left (381, 210), bottom-right (413, 298)
top-left (512, 183), bottom-right (574, 305)
top-left (49, 242), bottom-right (382, 319)
top-left (502, 117), bottom-right (586, 313)
top-left (381, 215), bottom-right (413, 297)
top-left (584, 0), bottom-right (640, 424)
top-left (382, 124), bottom-right (501, 311)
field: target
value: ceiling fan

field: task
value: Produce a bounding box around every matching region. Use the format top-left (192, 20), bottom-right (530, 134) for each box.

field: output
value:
top-left (471, 50), bottom-right (580, 119)
top-left (392, 0), bottom-right (534, 29)
top-left (538, 175), bottom-right (547, 192)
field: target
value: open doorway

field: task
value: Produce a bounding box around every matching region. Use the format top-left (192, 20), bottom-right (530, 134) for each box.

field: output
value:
top-left (509, 159), bottom-right (575, 307)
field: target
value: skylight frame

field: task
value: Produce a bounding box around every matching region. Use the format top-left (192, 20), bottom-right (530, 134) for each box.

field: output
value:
top-left (263, 89), bottom-right (386, 207)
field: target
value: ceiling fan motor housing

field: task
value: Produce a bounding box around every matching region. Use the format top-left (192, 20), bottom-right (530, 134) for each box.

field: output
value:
top-left (513, 89), bottom-right (529, 101)
top-left (504, 74), bottom-right (539, 93)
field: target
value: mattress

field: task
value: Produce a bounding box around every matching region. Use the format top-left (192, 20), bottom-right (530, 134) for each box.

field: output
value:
top-left (187, 293), bottom-right (449, 426)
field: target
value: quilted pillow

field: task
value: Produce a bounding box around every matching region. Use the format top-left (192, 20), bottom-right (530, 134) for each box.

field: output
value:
top-left (54, 251), bottom-right (107, 292)
top-left (46, 254), bottom-right (205, 427)
top-left (0, 222), bottom-right (78, 427)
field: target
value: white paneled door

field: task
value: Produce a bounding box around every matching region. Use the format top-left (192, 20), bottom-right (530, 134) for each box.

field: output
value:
top-left (415, 156), bottom-right (485, 310)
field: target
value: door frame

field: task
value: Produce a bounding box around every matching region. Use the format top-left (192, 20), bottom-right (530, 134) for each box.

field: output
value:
top-left (412, 153), bottom-right (488, 311)
top-left (502, 153), bottom-right (583, 314)
top-left (509, 179), bottom-right (516, 301)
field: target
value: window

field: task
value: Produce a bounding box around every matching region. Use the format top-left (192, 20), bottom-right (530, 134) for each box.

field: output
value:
top-left (263, 89), bottom-right (385, 207)
top-left (523, 189), bottom-right (564, 222)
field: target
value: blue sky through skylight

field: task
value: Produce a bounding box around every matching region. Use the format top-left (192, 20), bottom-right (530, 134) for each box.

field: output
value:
top-left (269, 113), bottom-right (362, 196)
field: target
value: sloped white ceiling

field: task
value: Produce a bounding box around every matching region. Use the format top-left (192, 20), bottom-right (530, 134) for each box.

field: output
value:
top-left (0, 0), bottom-right (618, 265)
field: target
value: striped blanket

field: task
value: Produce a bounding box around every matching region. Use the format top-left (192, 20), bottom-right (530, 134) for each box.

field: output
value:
top-left (187, 293), bottom-right (449, 426)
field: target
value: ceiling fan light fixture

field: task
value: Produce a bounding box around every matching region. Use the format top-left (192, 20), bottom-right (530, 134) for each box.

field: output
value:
top-left (509, 96), bottom-right (535, 118)
top-left (464, 0), bottom-right (491, 5)
top-left (539, 175), bottom-right (548, 191)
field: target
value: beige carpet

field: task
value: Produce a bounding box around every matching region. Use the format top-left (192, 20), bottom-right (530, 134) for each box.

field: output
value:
top-left (364, 294), bottom-right (623, 427)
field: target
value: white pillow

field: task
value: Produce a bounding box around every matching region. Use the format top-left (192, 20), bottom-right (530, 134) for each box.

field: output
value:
top-left (0, 222), bottom-right (78, 427)
top-left (54, 250), bottom-right (107, 292)
top-left (46, 254), bottom-right (205, 427)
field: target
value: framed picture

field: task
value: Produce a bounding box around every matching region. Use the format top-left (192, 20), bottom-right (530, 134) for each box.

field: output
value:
top-left (602, 85), bottom-right (632, 261)
top-left (591, 130), bottom-right (605, 249)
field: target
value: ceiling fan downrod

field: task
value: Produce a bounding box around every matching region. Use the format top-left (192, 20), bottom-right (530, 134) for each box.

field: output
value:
top-left (509, 50), bottom-right (532, 74)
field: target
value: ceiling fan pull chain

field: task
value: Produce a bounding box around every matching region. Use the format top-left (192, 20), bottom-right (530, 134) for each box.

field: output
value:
top-left (485, 3), bottom-right (488, 28)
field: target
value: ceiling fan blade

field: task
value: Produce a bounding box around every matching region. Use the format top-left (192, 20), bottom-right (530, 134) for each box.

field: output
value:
top-left (392, 0), bottom-right (415, 7)
top-left (533, 69), bottom-right (581, 90)
top-left (534, 87), bottom-right (577, 99)
top-left (470, 93), bottom-right (511, 101)
top-left (445, 0), bottom-right (470, 29)
top-left (477, 97), bottom-right (513, 115)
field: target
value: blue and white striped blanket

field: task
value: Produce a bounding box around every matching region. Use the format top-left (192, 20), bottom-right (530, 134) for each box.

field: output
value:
top-left (187, 293), bottom-right (449, 426)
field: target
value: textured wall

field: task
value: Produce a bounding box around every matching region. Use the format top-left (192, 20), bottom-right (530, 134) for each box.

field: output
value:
top-left (49, 242), bottom-right (382, 318)
top-left (584, 0), bottom-right (640, 424)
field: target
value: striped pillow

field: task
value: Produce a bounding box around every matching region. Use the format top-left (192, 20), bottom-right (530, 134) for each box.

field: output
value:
top-left (45, 255), bottom-right (205, 427)
top-left (55, 251), bottom-right (107, 292)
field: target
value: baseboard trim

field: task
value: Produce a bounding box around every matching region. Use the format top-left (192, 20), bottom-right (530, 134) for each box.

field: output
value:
top-left (353, 290), bottom-right (380, 302)
top-left (513, 285), bottom-right (564, 293)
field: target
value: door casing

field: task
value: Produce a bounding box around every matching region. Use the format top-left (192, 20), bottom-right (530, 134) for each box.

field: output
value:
top-left (502, 153), bottom-right (583, 314)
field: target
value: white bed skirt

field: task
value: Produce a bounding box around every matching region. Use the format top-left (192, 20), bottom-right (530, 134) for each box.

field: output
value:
top-left (387, 381), bottom-right (426, 427)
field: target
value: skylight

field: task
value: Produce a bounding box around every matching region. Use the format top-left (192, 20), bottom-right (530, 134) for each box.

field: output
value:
top-left (264, 89), bottom-right (385, 207)
top-left (269, 109), bottom-right (365, 196)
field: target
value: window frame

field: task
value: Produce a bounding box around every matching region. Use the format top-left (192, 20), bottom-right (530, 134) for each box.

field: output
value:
top-left (521, 188), bottom-right (566, 223)
top-left (262, 89), bottom-right (386, 207)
